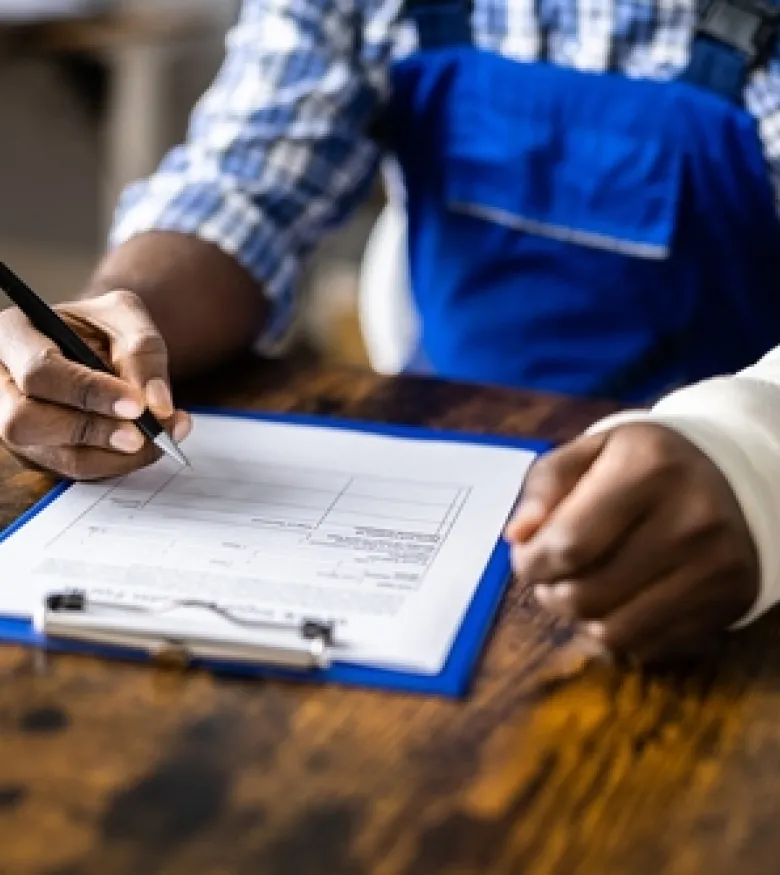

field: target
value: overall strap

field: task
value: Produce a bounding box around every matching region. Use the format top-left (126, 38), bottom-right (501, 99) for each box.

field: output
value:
top-left (680, 0), bottom-right (780, 102)
top-left (403, 0), bottom-right (473, 50)
top-left (365, 0), bottom-right (472, 147)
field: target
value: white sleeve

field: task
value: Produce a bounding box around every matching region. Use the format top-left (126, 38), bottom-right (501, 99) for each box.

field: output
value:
top-left (588, 347), bottom-right (780, 627)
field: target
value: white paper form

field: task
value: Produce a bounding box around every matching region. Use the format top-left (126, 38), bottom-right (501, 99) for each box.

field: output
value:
top-left (0, 414), bottom-right (537, 674)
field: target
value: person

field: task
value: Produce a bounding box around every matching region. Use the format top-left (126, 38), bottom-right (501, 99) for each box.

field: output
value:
top-left (1, 0), bottom-right (779, 661)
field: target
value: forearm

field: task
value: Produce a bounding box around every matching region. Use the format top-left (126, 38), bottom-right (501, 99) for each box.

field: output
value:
top-left (83, 231), bottom-right (268, 380)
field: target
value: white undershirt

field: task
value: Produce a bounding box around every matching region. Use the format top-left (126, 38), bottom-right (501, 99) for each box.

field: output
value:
top-left (589, 346), bottom-right (780, 627)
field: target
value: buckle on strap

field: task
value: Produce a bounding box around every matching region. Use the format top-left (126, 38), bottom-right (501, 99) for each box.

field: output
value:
top-left (696, 0), bottom-right (780, 67)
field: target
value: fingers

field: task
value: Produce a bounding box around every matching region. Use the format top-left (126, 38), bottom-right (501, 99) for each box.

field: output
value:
top-left (65, 291), bottom-right (173, 419)
top-left (585, 562), bottom-right (742, 662)
top-left (533, 505), bottom-right (757, 665)
top-left (18, 442), bottom-right (163, 482)
top-left (12, 416), bottom-right (189, 481)
top-left (531, 512), bottom-right (675, 620)
top-left (0, 307), bottom-right (144, 419)
top-left (506, 432), bottom-right (608, 543)
top-left (511, 442), bottom-right (657, 584)
top-left (0, 364), bottom-right (145, 453)
top-left (2, 400), bottom-right (145, 454)
top-left (510, 424), bottom-right (710, 585)
top-left (1, 372), bottom-right (192, 480)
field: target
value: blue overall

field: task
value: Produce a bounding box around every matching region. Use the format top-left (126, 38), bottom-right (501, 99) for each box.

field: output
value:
top-left (382, 0), bottom-right (780, 402)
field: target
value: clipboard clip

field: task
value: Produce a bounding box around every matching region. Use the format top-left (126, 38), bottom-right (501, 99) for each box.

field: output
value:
top-left (34, 589), bottom-right (337, 671)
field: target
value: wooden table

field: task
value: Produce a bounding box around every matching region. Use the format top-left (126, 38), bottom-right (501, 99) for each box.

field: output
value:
top-left (0, 356), bottom-right (778, 875)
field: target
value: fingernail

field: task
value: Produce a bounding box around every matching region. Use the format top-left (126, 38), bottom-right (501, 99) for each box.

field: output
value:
top-left (146, 379), bottom-right (174, 417)
top-left (551, 582), bottom-right (574, 601)
top-left (113, 397), bottom-right (143, 419)
top-left (583, 621), bottom-right (606, 641)
top-left (173, 414), bottom-right (192, 443)
top-left (508, 500), bottom-right (547, 542)
top-left (534, 583), bottom-right (554, 608)
top-left (110, 426), bottom-right (144, 454)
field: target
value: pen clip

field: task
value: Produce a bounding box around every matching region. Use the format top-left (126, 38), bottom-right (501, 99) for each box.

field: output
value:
top-left (35, 589), bottom-right (336, 671)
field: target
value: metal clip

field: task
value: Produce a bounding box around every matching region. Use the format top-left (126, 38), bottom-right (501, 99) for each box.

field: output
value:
top-left (35, 589), bottom-right (337, 671)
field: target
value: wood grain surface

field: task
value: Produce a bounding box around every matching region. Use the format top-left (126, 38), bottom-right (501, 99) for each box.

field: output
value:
top-left (0, 355), bottom-right (777, 875)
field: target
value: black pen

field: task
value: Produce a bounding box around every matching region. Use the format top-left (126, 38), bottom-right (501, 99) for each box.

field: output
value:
top-left (0, 262), bottom-right (189, 467)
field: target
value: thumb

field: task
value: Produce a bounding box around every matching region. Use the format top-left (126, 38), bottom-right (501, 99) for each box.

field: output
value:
top-left (506, 432), bottom-right (609, 543)
top-left (66, 291), bottom-right (173, 420)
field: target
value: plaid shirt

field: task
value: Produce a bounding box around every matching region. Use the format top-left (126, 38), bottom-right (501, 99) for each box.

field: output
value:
top-left (110, 0), bottom-right (780, 350)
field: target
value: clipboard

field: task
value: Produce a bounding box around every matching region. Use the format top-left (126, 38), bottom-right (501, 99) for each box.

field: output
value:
top-left (0, 410), bottom-right (550, 698)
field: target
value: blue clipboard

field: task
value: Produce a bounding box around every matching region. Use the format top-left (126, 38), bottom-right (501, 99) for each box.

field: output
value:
top-left (0, 409), bottom-right (550, 698)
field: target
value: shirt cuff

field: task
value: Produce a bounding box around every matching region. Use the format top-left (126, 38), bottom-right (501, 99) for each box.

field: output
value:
top-left (587, 376), bottom-right (780, 627)
top-left (109, 176), bottom-right (301, 354)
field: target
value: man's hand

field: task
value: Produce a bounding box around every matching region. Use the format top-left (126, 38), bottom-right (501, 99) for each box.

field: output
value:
top-left (0, 290), bottom-right (192, 480)
top-left (506, 423), bottom-right (759, 663)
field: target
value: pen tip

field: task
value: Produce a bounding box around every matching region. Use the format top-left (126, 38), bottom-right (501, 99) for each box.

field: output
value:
top-left (153, 432), bottom-right (191, 468)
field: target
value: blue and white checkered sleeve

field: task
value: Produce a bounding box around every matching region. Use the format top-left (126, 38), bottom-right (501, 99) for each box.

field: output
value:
top-left (109, 0), bottom-right (396, 351)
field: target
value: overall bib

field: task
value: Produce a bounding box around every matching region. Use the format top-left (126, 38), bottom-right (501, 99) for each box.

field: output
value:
top-left (379, 0), bottom-right (780, 403)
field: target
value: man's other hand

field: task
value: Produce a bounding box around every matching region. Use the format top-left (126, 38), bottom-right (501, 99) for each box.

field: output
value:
top-left (506, 423), bottom-right (759, 663)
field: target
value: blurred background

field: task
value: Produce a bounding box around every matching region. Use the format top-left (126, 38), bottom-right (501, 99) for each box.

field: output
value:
top-left (0, 0), bottom-right (376, 365)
